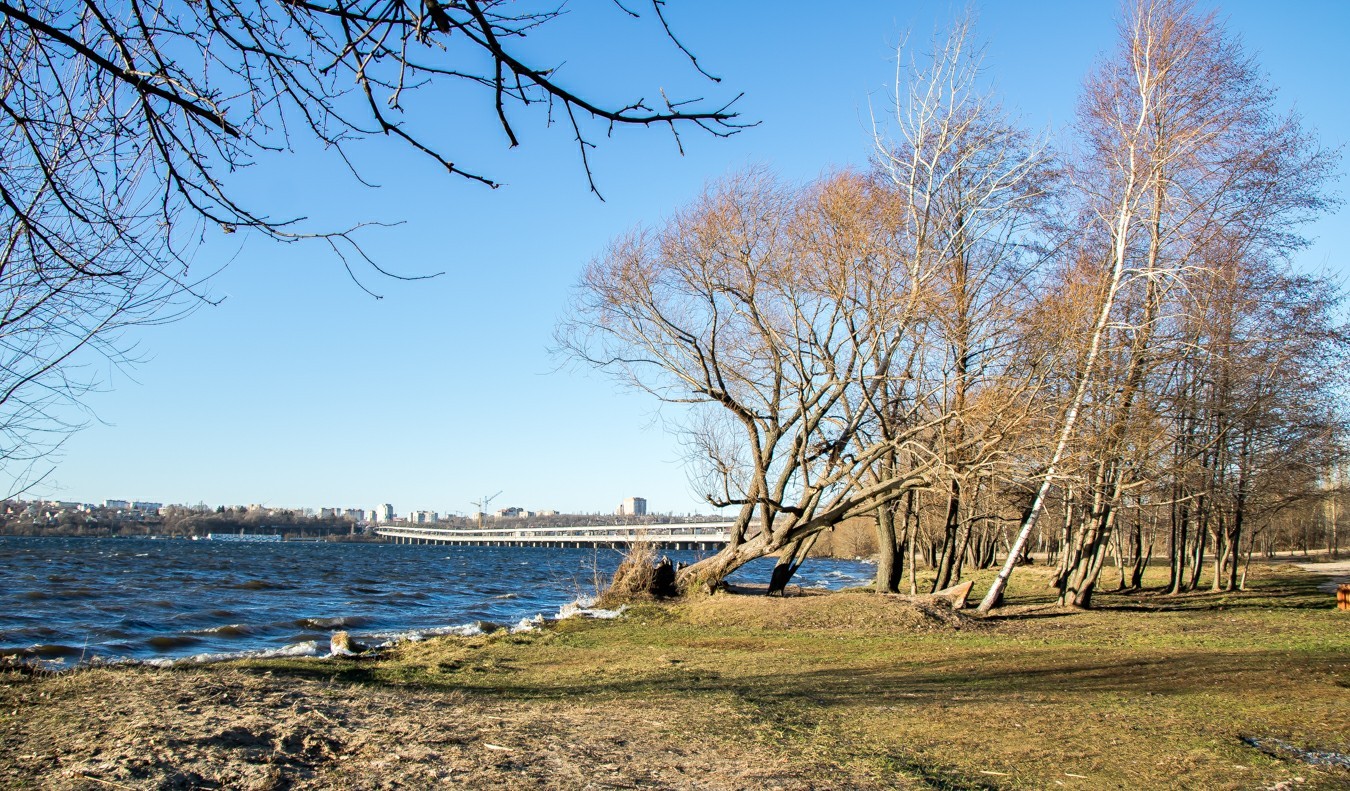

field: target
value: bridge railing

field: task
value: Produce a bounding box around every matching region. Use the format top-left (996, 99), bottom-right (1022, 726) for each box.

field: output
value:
top-left (374, 522), bottom-right (734, 544)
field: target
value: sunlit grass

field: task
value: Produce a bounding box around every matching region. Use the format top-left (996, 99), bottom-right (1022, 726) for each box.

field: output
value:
top-left (231, 562), bottom-right (1349, 789)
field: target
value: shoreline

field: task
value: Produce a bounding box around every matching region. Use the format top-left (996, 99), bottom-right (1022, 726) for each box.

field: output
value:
top-left (4, 563), bottom-right (1347, 790)
top-left (0, 537), bottom-right (879, 667)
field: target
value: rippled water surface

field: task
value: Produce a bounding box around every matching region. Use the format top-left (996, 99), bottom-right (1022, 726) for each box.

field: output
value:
top-left (0, 536), bottom-right (875, 664)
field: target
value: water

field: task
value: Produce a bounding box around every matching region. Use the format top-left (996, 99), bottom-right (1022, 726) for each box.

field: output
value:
top-left (0, 536), bottom-right (875, 665)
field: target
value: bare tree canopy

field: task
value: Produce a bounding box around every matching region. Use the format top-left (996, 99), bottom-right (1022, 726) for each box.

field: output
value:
top-left (565, 2), bottom-right (1345, 600)
top-left (0, 0), bottom-right (742, 489)
top-left (0, 0), bottom-right (743, 258)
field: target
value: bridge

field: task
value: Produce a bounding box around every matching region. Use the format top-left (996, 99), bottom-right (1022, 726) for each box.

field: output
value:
top-left (375, 522), bottom-right (734, 551)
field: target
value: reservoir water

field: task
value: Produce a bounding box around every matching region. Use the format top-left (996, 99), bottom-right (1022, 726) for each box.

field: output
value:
top-left (0, 536), bottom-right (874, 665)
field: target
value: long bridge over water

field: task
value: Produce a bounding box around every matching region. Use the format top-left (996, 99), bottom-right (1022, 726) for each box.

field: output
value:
top-left (375, 522), bottom-right (734, 551)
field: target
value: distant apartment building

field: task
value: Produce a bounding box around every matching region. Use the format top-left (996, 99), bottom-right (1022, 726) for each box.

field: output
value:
top-left (132, 501), bottom-right (162, 512)
top-left (103, 499), bottom-right (130, 510)
top-left (320, 507), bottom-right (339, 519)
top-left (496, 506), bottom-right (527, 518)
top-left (409, 510), bottom-right (438, 524)
top-left (344, 508), bottom-right (366, 522)
top-left (616, 497), bottom-right (647, 517)
top-left (374, 503), bottom-right (394, 523)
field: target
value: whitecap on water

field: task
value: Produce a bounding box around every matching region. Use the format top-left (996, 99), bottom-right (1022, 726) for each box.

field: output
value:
top-left (138, 640), bottom-right (323, 668)
top-left (364, 622), bottom-right (488, 644)
top-left (556, 597), bottom-right (626, 620)
top-left (186, 624), bottom-right (250, 638)
top-left (510, 614), bottom-right (545, 633)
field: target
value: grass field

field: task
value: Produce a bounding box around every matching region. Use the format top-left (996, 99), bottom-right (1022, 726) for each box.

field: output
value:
top-left (2, 562), bottom-right (1347, 789)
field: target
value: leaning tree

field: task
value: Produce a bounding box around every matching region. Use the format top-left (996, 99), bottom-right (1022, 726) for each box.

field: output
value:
top-left (979, 0), bottom-right (1336, 611)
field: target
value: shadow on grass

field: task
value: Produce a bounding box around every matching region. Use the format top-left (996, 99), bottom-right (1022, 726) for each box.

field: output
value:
top-left (241, 640), bottom-right (1345, 712)
top-left (987, 565), bottom-right (1336, 617)
top-left (235, 567), bottom-right (1345, 708)
top-left (975, 609), bottom-right (1079, 623)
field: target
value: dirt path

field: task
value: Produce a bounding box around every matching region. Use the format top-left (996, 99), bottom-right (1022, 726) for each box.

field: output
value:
top-left (1292, 560), bottom-right (1350, 593)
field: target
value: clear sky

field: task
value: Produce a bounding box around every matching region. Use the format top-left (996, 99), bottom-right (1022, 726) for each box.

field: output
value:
top-left (34, 1), bottom-right (1350, 517)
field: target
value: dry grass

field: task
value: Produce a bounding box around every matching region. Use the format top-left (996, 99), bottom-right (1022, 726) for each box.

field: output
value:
top-left (680, 588), bottom-right (972, 632)
top-left (595, 540), bottom-right (661, 608)
top-left (2, 561), bottom-right (1347, 790)
top-left (0, 662), bottom-right (844, 790)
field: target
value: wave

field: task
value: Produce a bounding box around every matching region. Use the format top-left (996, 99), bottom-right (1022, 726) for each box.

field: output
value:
top-left (187, 624), bottom-right (251, 638)
top-left (556, 598), bottom-right (626, 621)
top-left (363, 622), bottom-right (491, 643)
top-left (230, 580), bottom-right (292, 591)
top-left (116, 618), bottom-right (158, 630)
top-left (1, 643), bottom-right (87, 660)
top-left (141, 639), bottom-right (323, 668)
top-left (292, 615), bottom-right (370, 630)
top-left (146, 635), bottom-right (203, 650)
top-left (510, 615), bottom-right (545, 633)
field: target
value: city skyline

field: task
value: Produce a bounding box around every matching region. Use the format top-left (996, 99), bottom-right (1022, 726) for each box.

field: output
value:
top-left (11, 494), bottom-right (678, 519)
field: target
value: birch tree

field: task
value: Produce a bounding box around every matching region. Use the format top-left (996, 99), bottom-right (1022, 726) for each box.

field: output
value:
top-left (979, 0), bottom-right (1334, 611)
top-left (870, 18), bottom-right (1052, 592)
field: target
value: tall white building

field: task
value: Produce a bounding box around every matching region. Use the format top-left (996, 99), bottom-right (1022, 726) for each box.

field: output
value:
top-left (616, 496), bottom-right (647, 516)
top-left (374, 503), bottom-right (394, 523)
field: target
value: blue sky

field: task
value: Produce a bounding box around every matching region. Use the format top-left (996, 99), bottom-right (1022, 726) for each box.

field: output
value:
top-left (38, 1), bottom-right (1350, 517)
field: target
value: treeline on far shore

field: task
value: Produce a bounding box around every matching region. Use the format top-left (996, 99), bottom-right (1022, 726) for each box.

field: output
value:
top-left (0, 505), bottom-right (362, 540)
top-left (0, 506), bottom-right (740, 543)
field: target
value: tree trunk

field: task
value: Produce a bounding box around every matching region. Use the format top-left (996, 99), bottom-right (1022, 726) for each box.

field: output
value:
top-left (906, 489), bottom-right (920, 595)
top-left (767, 533), bottom-right (819, 595)
top-left (1130, 514), bottom-right (1153, 589)
top-left (1168, 495), bottom-right (1189, 594)
top-left (1187, 508), bottom-right (1208, 590)
top-left (873, 505), bottom-right (902, 593)
top-left (1060, 499), bottom-right (1118, 607)
top-left (1211, 511), bottom-right (1227, 592)
top-left (932, 478), bottom-right (962, 592)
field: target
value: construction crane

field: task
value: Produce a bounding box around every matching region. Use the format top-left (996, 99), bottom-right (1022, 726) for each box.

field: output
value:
top-left (471, 491), bottom-right (502, 530)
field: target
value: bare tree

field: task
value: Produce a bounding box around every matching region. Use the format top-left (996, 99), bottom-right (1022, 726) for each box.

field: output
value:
top-left (871, 17), bottom-right (1052, 593)
top-left (560, 169), bottom-right (951, 592)
top-left (980, 0), bottom-right (1335, 611)
top-left (0, 0), bottom-right (742, 486)
top-left (1163, 249), bottom-right (1347, 592)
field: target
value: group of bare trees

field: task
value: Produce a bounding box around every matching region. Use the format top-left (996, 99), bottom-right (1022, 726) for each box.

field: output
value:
top-left (562, 0), bottom-right (1346, 608)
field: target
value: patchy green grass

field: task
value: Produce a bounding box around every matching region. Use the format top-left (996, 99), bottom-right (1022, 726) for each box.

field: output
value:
top-left (4, 563), bottom-right (1347, 789)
